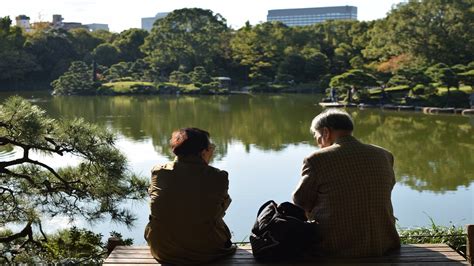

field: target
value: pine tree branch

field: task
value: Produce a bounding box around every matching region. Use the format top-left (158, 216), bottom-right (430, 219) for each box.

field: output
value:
top-left (0, 222), bottom-right (33, 243)
top-left (1, 168), bottom-right (36, 186)
top-left (0, 137), bottom-right (67, 155)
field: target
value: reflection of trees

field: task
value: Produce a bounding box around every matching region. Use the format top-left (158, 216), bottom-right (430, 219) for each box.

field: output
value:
top-left (43, 95), bottom-right (320, 160)
top-left (0, 144), bottom-right (14, 157)
top-left (37, 95), bottom-right (474, 192)
top-left (352, 110), bottom-right (474, 192)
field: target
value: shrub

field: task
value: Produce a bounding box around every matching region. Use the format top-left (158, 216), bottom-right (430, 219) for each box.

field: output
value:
top-left (411, 84), bottom-right (425, 95)
top-left (399, 221), bottom-right (466, 258)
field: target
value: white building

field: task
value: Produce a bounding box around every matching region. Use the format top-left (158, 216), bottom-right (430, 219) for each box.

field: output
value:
top-left (141, 12), bottom-right (169, 32)
top-left (15, 15), bottom-right (31, 32)
top-left (85, 23), bottom-right (109, 31)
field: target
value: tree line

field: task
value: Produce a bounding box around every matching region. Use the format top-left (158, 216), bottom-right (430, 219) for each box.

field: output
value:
top-left (0, 0), bottom-right (473, 94)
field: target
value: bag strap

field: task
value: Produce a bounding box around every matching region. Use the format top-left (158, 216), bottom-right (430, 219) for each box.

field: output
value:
top-left (256, 200), bottom-right (277, 216)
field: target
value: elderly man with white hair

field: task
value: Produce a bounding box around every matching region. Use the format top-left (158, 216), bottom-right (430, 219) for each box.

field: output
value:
top-left (293, 109), bottom-right (400, 257)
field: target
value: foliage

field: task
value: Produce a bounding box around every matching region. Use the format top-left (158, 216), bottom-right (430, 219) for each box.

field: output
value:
top-left (69, 28), bottom-right (103, 61)
top-left (1, 2), bottom-right (473, 93)
top-left (190, 66), bottom-right (211, 83)
top-left (329, 69), bottom-right (378, 90)
top-left (411, 84), bottom-right (427, 96)
top-left (0, 17), bottom-right (39, 82)
top-left (425, 90), bottom-right (470, 108)
top-left (51, 61), bottom-right (99, 95)
top-left (303, 50), bottom-right (330, 81)
top-left (425, 64), bottom-right (460, 105)
top-left (142, 8), bottom-right (229, 75)
top-left (169, 70), bottom-right (191, 85)
top-left (104, 59), bottom-right (158, 82)
top-left (112, 29), bottom-right (148, 62)
top-left (458, 69), bottom-right (474, 87)
top-left (1, 226), bottom-right (134, 263)
top-left (92, 43), bottom-right (120, 66)
top-left (399, 219), bottom-right (466, 257)
top-left (396, 67), bottom-right (432, 87)
top-left (278, 52), bottom-right (306, 82)
top-left (363, 0), bottom-right (474, 65)
top-left (25, 29), bottom-right (79, 81)
top-left (0, 97), bottom-right (148, 262)
top-left (230, 22), bottom-right (291, 82)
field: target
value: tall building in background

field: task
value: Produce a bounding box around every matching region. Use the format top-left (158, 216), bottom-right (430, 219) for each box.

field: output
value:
top-left (15, 15), bottom-right (31, 32)
top-left (267, 6), bottom-right (357, 26)
top-left (141, 12), bottom-right (169, 32)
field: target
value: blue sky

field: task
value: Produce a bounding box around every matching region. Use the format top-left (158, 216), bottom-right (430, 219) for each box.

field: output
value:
top-left (3, 0), bottom-right (405, 32)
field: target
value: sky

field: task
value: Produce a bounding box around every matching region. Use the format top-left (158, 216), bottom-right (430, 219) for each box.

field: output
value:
top-left (3, 0), bottom-right (406, 32)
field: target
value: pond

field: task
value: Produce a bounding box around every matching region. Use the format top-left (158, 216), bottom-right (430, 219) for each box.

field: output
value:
top-left (1, 91), bottom-right (473, 244)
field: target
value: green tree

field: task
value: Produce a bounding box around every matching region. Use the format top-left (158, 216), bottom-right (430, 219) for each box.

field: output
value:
top-left (0, 16), bottom-right (39, 83)
top-left (0, 97), bottom-right (147, 263)
top-left (331, 42), bottom-right (354, 74)
top-left (230, 22), bottom-right (291, 82)
top-left (70, 28), bottom-right (103, 61)
top-left (301, 48), bottom-right (330, 81)
top-left (190, 66), bottom-right (211, 83)
top-left (25, 29), bottom-right (79, 81)
top-left (458, 69), bottom-right (474, 87)
top-left (92, 43), bottom-right (120, 66)
top-left (329, 69), bottom-right (378, 89)
top-left (51, 61), bottom-right (98, 95)
top-left (396, 67), bottom-right (432, 88)
top-left (113, 28), bottom-right (148, 62)
top-left (169, 70), bottom-right (191, 85)
top-left (425, 64), bottom-right (459, 88)
top-left (278, 53), bottom-right (306, 82)
top-left (142, 8), bottom-right (229, 75)
top-left (426, 63), bottom-right (460, 106)
top-left (90, 29), bottom-right (118, 43)
top-left (363, 0), bottom-right (474, 65)
top-left (104, 61), bottom-right (132, 82)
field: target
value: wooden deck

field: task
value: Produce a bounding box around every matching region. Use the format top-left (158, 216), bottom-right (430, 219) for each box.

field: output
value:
top-left (103, 244), bottom-right (468, 265)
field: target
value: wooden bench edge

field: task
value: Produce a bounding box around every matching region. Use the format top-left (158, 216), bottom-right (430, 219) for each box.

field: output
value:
top-left (467, 224), bottom-right (473, 264)
top-left (105, 224), bottom-right (474, 264)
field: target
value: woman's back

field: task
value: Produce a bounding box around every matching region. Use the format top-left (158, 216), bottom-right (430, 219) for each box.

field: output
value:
top-left (148, 156), bottom-right (230, 225)
top-left (145, 128), bottom-right (235, 264)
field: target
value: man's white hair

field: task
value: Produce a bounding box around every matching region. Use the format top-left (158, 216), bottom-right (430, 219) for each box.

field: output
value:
top-left (310, 109), bottom-right (353, 138)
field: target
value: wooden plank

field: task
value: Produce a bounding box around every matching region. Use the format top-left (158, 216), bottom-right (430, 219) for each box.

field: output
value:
top-left (106, 252), bottom-right (464, 261)
top-left (104, 244), bottom-right (468, 265)
top-left (103, 258), bottom-right (158, 264)
top-left (103, 260), bottom-right (466, 266)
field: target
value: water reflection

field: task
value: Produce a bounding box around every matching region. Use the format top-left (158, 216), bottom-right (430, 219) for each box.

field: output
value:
top-left (0, 144), bottom-right (15, 159)
top-left (351, 110), bottom-right (474, 193)
top-left (12, 94), bottom-right (474, 192)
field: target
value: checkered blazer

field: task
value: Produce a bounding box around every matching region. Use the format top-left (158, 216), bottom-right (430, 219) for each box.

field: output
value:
top-left (293, 135), bottom-right (400, 257)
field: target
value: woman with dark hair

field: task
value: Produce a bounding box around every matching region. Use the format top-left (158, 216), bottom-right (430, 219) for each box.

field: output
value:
top-left (144, 128), bottom-right (235, 264)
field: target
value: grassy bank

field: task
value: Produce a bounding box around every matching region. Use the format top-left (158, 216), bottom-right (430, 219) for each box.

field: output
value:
top-left (100, 81), bottom-right (228, 95)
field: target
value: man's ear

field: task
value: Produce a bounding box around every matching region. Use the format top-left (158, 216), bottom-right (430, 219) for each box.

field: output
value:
top-left (322, 127), bottom-right (329, 139)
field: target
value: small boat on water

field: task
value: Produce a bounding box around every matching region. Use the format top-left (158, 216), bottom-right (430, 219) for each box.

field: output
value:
top-left (318, 102), bottom-right (357, 108)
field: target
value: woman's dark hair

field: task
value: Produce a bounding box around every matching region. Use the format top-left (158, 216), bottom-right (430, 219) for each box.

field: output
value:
top-left (170, 128), bottom-right (211, 156)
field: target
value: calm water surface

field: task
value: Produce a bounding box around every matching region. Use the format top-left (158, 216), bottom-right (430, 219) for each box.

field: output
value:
top-left (1, 92), bottom-right (473, 243)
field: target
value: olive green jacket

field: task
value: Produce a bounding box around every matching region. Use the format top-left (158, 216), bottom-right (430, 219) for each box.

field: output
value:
top-left (145, 156), bottom-right (235, 264)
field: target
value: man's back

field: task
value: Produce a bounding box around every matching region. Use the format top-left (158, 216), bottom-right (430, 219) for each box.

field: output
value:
top-left (293, 135), bottom-right (400, 257)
